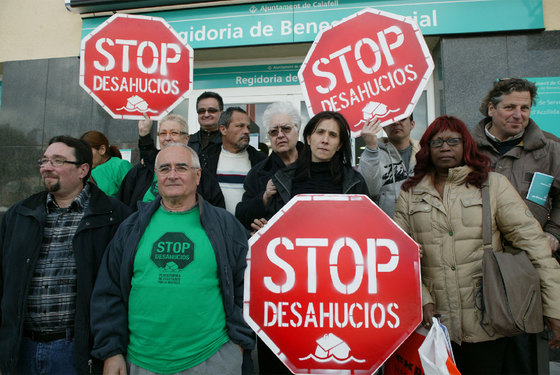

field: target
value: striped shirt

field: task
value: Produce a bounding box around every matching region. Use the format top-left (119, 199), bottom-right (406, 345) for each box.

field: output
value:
top-left (24, 185), bottom-right (90, 332)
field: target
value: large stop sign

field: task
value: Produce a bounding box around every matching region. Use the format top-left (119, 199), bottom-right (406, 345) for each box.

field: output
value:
top-left (298, 8), bottom-right (434, 137)
top-left (244, 194), bottom-right (421, 375)
top-left (79, 14), bottom-right (193, 120)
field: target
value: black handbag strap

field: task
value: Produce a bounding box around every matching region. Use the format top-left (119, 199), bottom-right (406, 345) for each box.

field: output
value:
top-left (481, 184), bottom-right (493, 248)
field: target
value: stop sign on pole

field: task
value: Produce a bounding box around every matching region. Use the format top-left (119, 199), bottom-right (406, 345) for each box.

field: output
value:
top-left (244, 194), bottom-right (421, 375)
top-left (79, 14), bottom-right (193, 120)
top-left (298, 8), bottom-right (434, 137)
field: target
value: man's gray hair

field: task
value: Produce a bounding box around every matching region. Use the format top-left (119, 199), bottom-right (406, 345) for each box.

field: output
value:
top-left (159, 114), bottom-right (189, 133)
top-left (155, 143), bottom-right (201, 169)
top-left (262, 102), bottom-right (301, 132)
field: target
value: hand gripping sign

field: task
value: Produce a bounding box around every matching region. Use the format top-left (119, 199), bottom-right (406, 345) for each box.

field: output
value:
top-left (298, 8), bottom-right (434, 137)
top-left (79, 14), bottom-right (193, 120)
top-left (244, 194), bottom-right (422, 375)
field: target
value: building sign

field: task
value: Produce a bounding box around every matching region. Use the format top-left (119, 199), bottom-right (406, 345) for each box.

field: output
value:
top-left (194, 64), bottom-right (301, 89)
top-left (82, 0), bottom-right (544, 49)
top-left (527, 77), bottom-right (560, 138)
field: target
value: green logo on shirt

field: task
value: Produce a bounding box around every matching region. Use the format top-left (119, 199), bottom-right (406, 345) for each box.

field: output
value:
top-left (151, 232), bottom-right (194, 272)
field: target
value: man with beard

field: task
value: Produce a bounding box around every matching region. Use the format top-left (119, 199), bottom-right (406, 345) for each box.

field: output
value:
top-left (0, 136), bottom-right (130, 374)
top-left (202, 107), bottom-right (266, 214)
top-left (358, 114), bottom-right (419, 218)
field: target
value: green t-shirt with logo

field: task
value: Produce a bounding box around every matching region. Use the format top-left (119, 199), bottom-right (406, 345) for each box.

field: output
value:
top-left (127, 205), bottom-right (229, 373)
top-left (142, 173), bottom-right (159, 202)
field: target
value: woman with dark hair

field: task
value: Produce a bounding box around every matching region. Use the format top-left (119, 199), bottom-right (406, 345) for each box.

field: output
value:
top-left (80, 130), bottom-right (132, 197)
top-left (393, 116), bottom-right (560, 374)
top-left (256, 111), bottom-right (368, 375)
top-left (264, 111), bottom-right (368, 216)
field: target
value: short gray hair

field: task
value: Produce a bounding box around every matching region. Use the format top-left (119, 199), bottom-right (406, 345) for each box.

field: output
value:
top-left (262, 102), bottom-right (301, 132)
top-left (159, 114), bottom-right (188, 133)
top-left (155, 143), bottom-right (200, 169)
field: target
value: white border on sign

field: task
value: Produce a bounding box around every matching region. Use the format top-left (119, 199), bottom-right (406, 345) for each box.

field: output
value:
top-left (297, 7), bottom-right (435, 137)
top-left (243, 193), bottom-right (422, 375)
top-left (79, 13), bottom-right (194, 121)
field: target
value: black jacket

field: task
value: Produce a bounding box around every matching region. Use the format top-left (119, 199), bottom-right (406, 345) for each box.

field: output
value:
top-left (201, 143), bottom-right (266, 175)
top-left (266, 163), bottom-right (369, 218)
top-left (235, 142), bottom-right (303, 229)
top-left (117, 135), bottom-right (225, 210)
top-left (0, 183), bottom-right (131, 374)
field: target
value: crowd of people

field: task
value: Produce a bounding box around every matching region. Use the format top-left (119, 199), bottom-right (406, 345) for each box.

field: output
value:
top-left (1, 78), bottom-right (559, 375)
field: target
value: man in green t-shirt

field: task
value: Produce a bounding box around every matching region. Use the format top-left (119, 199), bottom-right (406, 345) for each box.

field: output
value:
top-left (91, 143), bottom-right (254, 375)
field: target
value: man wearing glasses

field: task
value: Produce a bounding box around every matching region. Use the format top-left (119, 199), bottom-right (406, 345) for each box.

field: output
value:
top-left (189, 91), bottom-right (224, 155)
top-left (471, 78), bottom-right (560, 374)
top-left (235, 102), bottom-right (303, 234)
top-left (117, 113), bottom-right (225, 210)
top-left (358, 113), bottom-right (419, 218)
top-left (92, 143), bottom-right (254, 375)
top-left (0, 136), bottom-right (130, 374)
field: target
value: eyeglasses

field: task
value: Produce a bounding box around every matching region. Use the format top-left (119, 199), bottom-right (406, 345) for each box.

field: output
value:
top-left (197, 107), bottom-right (220, 115)
top-left (268, 125), bottom-right (295, 137)
top-left (38, 158), bottom-right (82, 168)
top-left (157, 130), bottom-right (187, 137)
top-left (156, 163), bottom-right (198, 175)
top-left (429, 137), bottom-right (463, 148)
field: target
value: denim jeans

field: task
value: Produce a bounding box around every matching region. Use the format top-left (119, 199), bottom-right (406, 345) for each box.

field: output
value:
top-left (15, 331), bottom-right (76, 375)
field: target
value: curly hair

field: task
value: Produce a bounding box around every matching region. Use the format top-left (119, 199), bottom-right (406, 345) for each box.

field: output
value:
top-left (402, 116), bottom-right (491, 191)
top-left (479, 78), bottom-right (537, 117)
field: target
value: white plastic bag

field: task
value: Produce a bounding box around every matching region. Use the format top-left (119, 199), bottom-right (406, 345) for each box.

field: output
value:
top-left (418, 317), bottom-right (460, 375)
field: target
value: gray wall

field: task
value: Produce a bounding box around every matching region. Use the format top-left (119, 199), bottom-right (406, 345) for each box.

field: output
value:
top-left (1, 30), bottom-right (559, 212)
top-left (439, 30), bottom-right (560, 129)
top-left (0, 57), bottom-right (140, 212)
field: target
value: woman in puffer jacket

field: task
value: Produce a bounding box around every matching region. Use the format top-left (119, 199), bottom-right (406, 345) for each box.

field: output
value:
top-left (393, 115), bottom-right (560, 374)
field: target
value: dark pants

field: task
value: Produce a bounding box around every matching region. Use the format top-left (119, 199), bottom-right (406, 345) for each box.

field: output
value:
top-left (16, 332), bottom-right (76, 375)
top-left (502, 333), bottom-right (538, 374)
top-left (257, 337), bottom-right (291, 375)
top-left (452, 338), bottom-right (508, 375)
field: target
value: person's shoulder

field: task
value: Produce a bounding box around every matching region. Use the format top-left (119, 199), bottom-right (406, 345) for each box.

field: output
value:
top-left (248, 145), bottom-right (266, 158)
top-left (3, 191), bottom-right (46, 219)
top-left (113, 157), bottom-right (133, 168)
top-left (90, 184), bottom-right (132, 214)
top-left (487, 171), bottom-right (513, 188)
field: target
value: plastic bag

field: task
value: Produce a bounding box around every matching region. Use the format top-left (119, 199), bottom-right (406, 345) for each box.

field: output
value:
top-left (418, 317), bottom-right (460, 375)
top-left (385, 325), bottom-right (429, 374)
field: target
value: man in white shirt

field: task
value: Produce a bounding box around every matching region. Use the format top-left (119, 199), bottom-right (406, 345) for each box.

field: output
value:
top-left (201, 107), bottom-right (266, 214)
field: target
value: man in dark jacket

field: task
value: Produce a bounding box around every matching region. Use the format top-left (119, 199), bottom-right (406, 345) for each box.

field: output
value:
top-left (472, 77), bottom-right (560, 374)
top-left (91, 143), bottom-right (254, 375)
top-left (189, 91), bottom-right (224, 157)
top-left (0, 136), bottom-right (131, 374)
top-left (201, 107), bottom-right (266, 214)
top-left (117, 113), bottom-right (225, 210)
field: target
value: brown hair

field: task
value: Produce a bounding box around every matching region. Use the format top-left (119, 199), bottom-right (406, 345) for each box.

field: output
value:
top-left (80, 130), bottom-right (122, 159)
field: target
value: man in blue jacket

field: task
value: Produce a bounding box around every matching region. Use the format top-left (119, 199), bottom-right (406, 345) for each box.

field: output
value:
top-left (0, 136), bottom-right (131, 374)
top-left (91, 143), bottom-right (254, 375)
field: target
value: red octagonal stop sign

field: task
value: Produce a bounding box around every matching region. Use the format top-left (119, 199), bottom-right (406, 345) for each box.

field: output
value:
top-left (244, 194), bottom-right (421, 375)
top-left (298, 8), bottom-right (434, 137)
top-left (79, 14), bottom-right (193, 120)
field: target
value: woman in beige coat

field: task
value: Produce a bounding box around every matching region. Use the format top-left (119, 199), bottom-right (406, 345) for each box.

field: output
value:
top-left (393, 115), bottom-right (560, 374)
